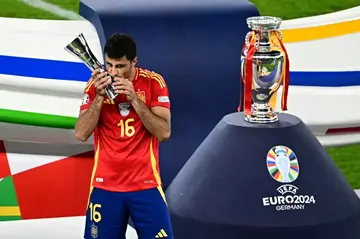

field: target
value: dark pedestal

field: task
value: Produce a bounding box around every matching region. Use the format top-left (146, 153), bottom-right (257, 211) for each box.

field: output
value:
top-left (166, 112), bottom-right (360, 238)
top-left (79, 0), bottom-right (260, 188)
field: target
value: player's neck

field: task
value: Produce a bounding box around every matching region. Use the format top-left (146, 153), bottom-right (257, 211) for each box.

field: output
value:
top-left (129, 67), bottom-right (137, 82)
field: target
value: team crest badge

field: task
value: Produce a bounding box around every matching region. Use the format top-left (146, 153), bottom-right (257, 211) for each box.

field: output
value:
top-left (136, 91), bottom-right (146, 103)
top-left (266, 145), bottom-right (299, 183)
top-left (118, 102), bottom-right (131, 117)
top-left (91, 224), bottom-right (98, 238)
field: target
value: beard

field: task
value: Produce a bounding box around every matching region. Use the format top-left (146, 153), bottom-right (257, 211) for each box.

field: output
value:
top-left (114, 67), bottom-right (132, 79)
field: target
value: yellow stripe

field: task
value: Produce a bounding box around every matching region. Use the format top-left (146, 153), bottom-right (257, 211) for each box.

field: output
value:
top-left (139, 69), bottom-right (166, 88)
top-left (282, 19), bottom-right (360, 43)
top-left (85, 78), bottom-right (93, 88)
top-left (85, 79), bottom-right (94, 93)
top-left (139, 69), bottom-right (152, 78)
top-left (269, 93), bottom-right (277, 110)
top-left (160, 229), bottom-right (168, 237)
top-left (271, 31), bottom-right (289, 110)
top-left (138, 73), bottom-right (150, 78)
top-left (151, 72), bottom-right (166, 88)
top-left (149, 138), bottom-right (167, 205)
top-left (0, 206), bottom-right (21, 216)
top-left (156, 186), bottom-right (167, 205)
top-left (152, 77), bottom-right (165, 89)
top-left (87, 140), bottom-right (101, 206)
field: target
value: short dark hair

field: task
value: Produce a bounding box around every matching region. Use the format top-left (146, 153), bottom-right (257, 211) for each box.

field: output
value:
top-left (104, 33), bottom-right (136, 61)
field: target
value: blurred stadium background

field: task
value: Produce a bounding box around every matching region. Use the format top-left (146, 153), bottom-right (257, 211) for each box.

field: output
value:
top-left (1, 0), bottom-right (359, 189)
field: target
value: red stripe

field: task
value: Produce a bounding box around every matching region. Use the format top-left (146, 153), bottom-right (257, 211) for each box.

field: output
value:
top-left (277, 32), bottom-right (290, 111)
top-left (267, 153), bottom-right (275, 159)
top-left (326, 126), bottom-right (360, 134)
top-left (244, 43), bottom-right (255, 116)
top-left (13, 151), bottom-right (94, 219)
top-left (0, 141), bottom-right (11, 179)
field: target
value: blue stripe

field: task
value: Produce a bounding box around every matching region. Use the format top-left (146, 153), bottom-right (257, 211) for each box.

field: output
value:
top-left (1, 55), bottom-right (360, 87)
top-left (290, 71), bottom-right (360, 87)
top-left (0, 55), bottom-right (91, 82)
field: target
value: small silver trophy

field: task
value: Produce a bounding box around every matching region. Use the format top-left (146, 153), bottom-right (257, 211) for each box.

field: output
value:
top-left (241, 16), bottom-right (290, 124)
top-left (64, 33), bottom-right (117, 100)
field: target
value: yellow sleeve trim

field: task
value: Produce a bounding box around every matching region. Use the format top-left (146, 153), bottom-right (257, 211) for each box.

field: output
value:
top-left (139, 69), bottom-right (166, 89)
top-left (85, 79), bottom-right (94, 93)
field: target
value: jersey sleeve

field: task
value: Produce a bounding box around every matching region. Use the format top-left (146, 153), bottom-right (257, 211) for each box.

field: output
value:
top-left (80, 79), bottom-right (96, 111)
top-left (150, 73), bottom-right (170, 109)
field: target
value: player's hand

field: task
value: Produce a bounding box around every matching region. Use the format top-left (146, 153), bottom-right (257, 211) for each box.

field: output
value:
top-left (92, 69), bottom-right (112, 96)
top-left (113, 77), bottom-right (137, 103)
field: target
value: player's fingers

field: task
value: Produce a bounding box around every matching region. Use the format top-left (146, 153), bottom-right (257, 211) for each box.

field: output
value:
top-left (98, 77), bottom-right (112, 89)
top-left (115, 86), bottom-right (130, 94)
top-left (114, 84), bottom-right (129, 91)
top-left (116, 89), bottom-right (130, 95)
top-left (95, 73), bottom-right (108, 82)
top-left (112, 81), bottom-right (127, 86)
top-left (95, 76), bottom-right (109, 89)
top-left (98, 75), bottom-right (111, 83)
top-left (91, 69), bottom-right (99, 75)
top-left (94, 82), bottom-right (101, 91)
top-left (91, 69), bottom-right (101, 78)
top-left (114, 77), bottom-right (129, 83)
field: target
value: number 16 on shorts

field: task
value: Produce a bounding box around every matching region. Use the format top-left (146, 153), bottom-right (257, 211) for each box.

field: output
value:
top-left (89, 202), bottom-right (102, 238)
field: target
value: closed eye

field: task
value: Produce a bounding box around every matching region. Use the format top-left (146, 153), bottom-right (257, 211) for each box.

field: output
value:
top-left (106, 62), bottom-right (125, 68)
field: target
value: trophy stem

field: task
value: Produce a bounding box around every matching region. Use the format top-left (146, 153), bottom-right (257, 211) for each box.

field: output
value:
top-left (105, 82), bottom-right (117, 100)
top-left (244, 102), bottom-right (278, 124)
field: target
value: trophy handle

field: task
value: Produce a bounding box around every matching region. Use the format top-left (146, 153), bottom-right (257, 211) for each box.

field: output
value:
top-left (245, 31), bottom-right (256, 49)
top-left (245, 32), bottom-right (251, 48)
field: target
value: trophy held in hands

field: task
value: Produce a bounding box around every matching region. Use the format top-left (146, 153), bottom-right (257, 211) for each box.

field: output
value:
top-left (65, 33), bottom-right (118, 100)
top-left (240, 16), bottom-right (290, 124)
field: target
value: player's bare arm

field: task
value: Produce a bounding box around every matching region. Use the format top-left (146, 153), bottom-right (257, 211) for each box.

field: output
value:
top-left (75, 69), bottom-right (112, 142)
top-left (75, 95), bottom-right (104, 141)
top-left (132, 98), bottom-right (171, 142)
top-left (113, 77), bottom-right (171, 142)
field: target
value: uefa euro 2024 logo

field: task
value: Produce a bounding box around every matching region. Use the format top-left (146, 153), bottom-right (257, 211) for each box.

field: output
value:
top-left (267, 145), bottom-right (299, 183)
top-left (263, 146), bottom-right (316, 211)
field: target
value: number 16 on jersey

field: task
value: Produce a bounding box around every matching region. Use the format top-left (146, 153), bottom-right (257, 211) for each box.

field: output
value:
top-left (118, 118), bottom-right (135, 137)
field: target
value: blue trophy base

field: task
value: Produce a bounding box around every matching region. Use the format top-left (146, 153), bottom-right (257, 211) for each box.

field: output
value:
top-left (165, 112), bottom-right (360, 238)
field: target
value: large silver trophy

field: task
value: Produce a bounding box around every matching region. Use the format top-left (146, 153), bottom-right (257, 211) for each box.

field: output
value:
top-left (240, 16), bottom-right (290, 124)
top-left (64, 33), bottom-right (117, 100)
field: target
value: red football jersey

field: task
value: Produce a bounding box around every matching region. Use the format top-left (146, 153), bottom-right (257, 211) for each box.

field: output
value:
top-left (80, 67), bottom-right (170, 192)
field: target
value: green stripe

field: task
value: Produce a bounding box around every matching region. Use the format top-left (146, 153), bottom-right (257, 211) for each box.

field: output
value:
top-left (0, 109), bottom-right (76, 129)
top-left (0, 216), bottom-right (21, 221)
top-left (0, 177), bottom-right (19, 207)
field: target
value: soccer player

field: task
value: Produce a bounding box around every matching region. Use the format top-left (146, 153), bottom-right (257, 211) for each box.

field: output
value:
top-left (75, 33), bottom-right (173, 239)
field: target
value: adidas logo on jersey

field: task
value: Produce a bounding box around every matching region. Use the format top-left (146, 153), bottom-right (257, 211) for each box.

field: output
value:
top-left (103, 99), bottom-right (115, 104)
top-left (155, 229), bottom-right (168, 238)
